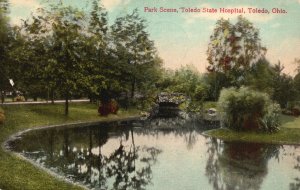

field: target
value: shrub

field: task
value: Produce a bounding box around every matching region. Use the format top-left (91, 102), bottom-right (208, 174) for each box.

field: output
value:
top-left (218, 87), bottom-right (279, 132)
top-left (0, 107), bottom-right (5, 124)
top-left (98, 99), bottom-right (119, 116)
top-left (259, 103), bottom-right (281, 133)
top-left (14, 96), bottom-right (25, 102)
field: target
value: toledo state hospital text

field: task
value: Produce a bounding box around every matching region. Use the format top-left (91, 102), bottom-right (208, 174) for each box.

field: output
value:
top-left (144, 7), bottom-right (287, 14)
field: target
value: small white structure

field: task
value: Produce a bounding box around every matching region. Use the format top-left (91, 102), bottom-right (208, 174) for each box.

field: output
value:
top-left (207, 108), bottom-right (217, 117)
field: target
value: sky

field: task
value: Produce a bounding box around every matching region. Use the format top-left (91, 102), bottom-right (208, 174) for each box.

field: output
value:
top-left (8, 0), bottom-right (300, 75)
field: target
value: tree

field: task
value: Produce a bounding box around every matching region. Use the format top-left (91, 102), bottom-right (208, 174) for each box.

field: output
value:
top-left (244, 58), bottom-right (274, 95)
top-left (203, 72), bottom-right (231, 101)
top-left (207, 16), bottom-right (267, 86)
top-left (294, 58), bottom-right (300, 99)
top-left (294, 74), bottom-right (300, 100)
top-left (157, 65), bottom-right (208, 111)
top-left (9, 24), bottom-right (50, 101)
top-left (111, 9), bottom-right (159, 101)
top-left (271, 62), bottom-right (297, 108)
top-left (167, 65), bottom-right (208, 103)
top-left (22, 5), bottom-right (93, 115)
top-left (0, 0), bottom-right (10, 103)
top-left (85, 0), bottom-right (111, 102)
top-left (294, 58), bottom-right (300, 74)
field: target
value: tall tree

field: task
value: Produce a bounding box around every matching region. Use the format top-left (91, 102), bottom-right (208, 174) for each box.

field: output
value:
top-left (86, 0), bottom-right (116, 102)
top-left (9, 22), bottom-right (51, 101)
top-left (207, 16), bottom-right (267, 87)
top-left (111, 9), bottom-right (159, 100)
top-left (244, 58), bottom-right (274, 95)
top-left (271, 62), bottom-right (297, 108)
top-left (0, 0), bottom-right (10, 103)
top-left (22, 5), bottom-right (92, 115)
top-left (294, 58), bottom-right (300, 99)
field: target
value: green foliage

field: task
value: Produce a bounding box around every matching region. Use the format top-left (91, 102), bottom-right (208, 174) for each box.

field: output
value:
top-left (111, 9), bottom-right (162, 100)
top-left (294, 66), bottom-right (300, 100)
top-left (171, 65), bottom-right (203, 97)
top-left (271, 62), bottom-right (297, 108)
top-left (203, 101), bottom-right (217, 110)
top-left (218, 87), bottom-right (279, 132)
top-left (244, 59), bottom-right (274, 95)
top-left (244, 60), bottom-right (296, 108)
top-left (1, 2), bottom-right (163, 114)
top-left (9, 5), bottom-right (94, 114)
top-left (0, 0), bottom-right (11, 103)
top-left (186, 100), bottom-right (203, 113)
top-left (157, 65), bottom-right (208, 111)
top-left (259, 103), bottom-right (281, 133)
top-left (194, 84), bottom-right (208, 102)
top-left (206, 127), bottom-right (300, 145)
top-left (203, 72), bottom-right (231, 101)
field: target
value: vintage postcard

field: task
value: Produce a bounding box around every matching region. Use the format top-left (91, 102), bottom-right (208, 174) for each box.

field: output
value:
top-left (0, 0), bottom-right (300, 189)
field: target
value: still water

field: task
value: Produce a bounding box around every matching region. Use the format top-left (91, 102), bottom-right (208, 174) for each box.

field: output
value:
top-left (6, 119), bottom-right (300, 190)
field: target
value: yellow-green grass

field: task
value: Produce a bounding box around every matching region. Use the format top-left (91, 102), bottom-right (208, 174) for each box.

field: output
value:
top-left (0, 103), bottom-right (139, 190)
top-left (206, 114), bottom-right (300, 145)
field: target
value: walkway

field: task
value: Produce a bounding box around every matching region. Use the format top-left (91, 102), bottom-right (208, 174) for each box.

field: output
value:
top-left (1, 99), bottom-right (90, 105)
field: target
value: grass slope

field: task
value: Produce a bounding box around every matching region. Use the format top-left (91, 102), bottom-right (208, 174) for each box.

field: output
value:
top-left (0, 103), bottom-right (139, 190)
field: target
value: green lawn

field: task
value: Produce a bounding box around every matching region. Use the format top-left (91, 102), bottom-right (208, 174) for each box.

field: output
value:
top-left (206, 114), bottom-right (300, 144)
top-left (0, 103), bottom-right (139, 190)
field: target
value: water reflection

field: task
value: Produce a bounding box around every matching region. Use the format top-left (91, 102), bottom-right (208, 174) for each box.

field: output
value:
top-left (7, 119), bottom-right (300, 190)
top-left (9, 125), bottom-right (162, 190)
top-left (205, 139), bottom-right (280, 190)
top-left (290, 148), bottom-right (300, 190)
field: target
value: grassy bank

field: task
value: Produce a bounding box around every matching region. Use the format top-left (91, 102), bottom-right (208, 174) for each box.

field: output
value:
top-left (0, 103), bottom-right (139, 190)
top-left (206, 114), bottom-right (300, 144)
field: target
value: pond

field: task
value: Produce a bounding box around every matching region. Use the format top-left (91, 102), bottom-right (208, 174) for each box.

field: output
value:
top-left (6, 118), bottom-right (300, 190)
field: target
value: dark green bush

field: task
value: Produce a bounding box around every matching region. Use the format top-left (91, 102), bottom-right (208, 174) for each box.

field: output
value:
top-left (218, 87), bottom-right (280, 132)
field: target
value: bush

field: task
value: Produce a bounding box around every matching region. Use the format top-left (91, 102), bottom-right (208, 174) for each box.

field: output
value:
top-left (282, 102), bottom-right (300, 117)
top-left (98, 99), bottom-right (119, 116)
top-left (218, 87), bottom-right (279, 132)
top-left (14, 96), bottom-right (25, 102)
top-left (0, 107), bottom-right (5, 124)
top-left (259, 103), bottom-right (281, 132)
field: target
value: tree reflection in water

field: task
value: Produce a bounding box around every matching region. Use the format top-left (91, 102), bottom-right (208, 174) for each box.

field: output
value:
top-left (9, 118), bottom-right (300, 190)
top-left (9, 125), bottom-right (162, 190)
top-left (205, 138), bottom-right (280, 190)
top-left (144, 117), bottom-right (216, 150)
top-left (290, 147), bottom-right (300, 190)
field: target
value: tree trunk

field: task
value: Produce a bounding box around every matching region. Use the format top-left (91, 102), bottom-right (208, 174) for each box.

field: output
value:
top-left (24, 95), bottom-right (28, 102)
top-left (0, 90), bottom-right (4, 104)
top-left (131, 78), bottom-right (136, 99)
top-left (51, 89), bottom-right (54, 104)
top-left (63, 131), bottom-right (69, 156)
top-left (65, 91), bottom-right (69, 116)
top-left (46, 88), bottom-right (49, 103)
